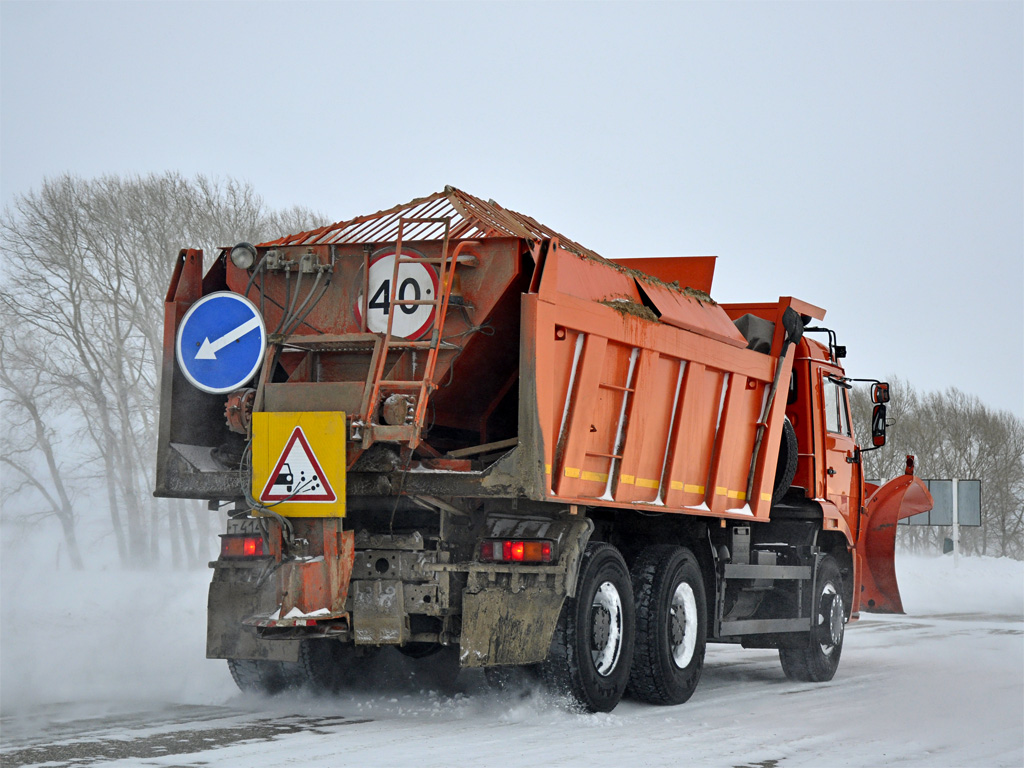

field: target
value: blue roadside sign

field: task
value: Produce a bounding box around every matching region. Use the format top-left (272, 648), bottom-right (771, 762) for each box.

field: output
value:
top-left (175, 292), bottom-right (267, 394)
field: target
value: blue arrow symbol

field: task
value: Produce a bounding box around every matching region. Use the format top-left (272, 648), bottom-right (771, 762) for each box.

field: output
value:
top-left (195, 316), bottom-right (262, 360)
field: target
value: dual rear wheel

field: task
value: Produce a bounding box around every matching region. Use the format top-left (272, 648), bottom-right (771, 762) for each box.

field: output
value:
top-left (629, 546), bottom-right (707, 705)
top-left (545, 543), bottom-right (708, 712)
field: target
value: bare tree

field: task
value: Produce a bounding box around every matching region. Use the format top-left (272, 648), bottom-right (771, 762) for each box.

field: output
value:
top-left (0, 325), bottom-right (87, 569)
top-left (851, 380), bottom-right (1024, 559)
top-left (0, 173), bottom-right (326, 568)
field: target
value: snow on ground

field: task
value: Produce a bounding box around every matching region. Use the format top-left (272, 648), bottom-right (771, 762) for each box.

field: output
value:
top-left (1, 552), bottom-right (1021, 767)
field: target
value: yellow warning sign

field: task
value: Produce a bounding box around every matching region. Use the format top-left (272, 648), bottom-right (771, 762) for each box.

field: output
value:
top-left (251, 411), bottom-right (346, 517)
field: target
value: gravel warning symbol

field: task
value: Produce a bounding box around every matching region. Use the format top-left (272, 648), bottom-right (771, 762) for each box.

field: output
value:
top-left (258, 427), bottom-right (337, 503)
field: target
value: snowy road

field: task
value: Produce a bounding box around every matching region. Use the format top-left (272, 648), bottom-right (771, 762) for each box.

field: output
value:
top-left (2, 609), bottom-right (1021, 768)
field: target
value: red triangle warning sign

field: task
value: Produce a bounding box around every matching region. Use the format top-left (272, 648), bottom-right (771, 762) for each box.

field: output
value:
top-left (259, 427), bottom-right (337, 503)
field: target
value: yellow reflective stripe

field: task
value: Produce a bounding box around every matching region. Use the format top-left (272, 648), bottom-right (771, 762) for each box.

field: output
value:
top-left (761, 492), bottom-right (772, 502)
top-left (545, 464), bottom-right (552, 475)
top-left (728, 490), bottom-right (746, 500)
top-left (637, 478), bottom-right (660, 489)
top-left (685, 484), bottom-right (705, 494)
top-left (620, 474), bottom-right (636, 485)
top-left (670, 480), bottom-right (684, 491)
top-left (715, 486), bottom-right (728, 496)
top-left (581, 470), bottom-right (609, 483)
top-left (564, 467), bottom-right (581, 478)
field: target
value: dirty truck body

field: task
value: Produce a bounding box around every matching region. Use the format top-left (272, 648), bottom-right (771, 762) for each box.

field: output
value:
top-left (155, 188), bottom-right (932, 712)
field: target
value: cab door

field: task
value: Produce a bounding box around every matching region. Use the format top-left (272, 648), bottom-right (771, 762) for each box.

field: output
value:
top-left (817, 365), bottom-right (857, 521)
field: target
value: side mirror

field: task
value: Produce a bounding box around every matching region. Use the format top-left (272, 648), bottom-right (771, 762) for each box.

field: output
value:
top-left (872, 382), bottom-right (890, 404)
top-left (871, 403), bottom-right (887, 447)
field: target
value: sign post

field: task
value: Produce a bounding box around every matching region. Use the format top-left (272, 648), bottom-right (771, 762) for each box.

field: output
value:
top-left (952, 478), bottom-right (960, 567)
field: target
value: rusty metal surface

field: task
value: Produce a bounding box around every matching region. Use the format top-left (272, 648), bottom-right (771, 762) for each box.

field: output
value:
top-left (263, 186), bottom-right (605, 265)
top-left (276, 522), bottom-right (355, 615)
top-left (155, 249), bottom-right (237, 499)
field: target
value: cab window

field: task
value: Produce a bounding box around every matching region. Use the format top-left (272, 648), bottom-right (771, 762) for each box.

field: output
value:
top-left (823, 376), bottom-right (851, 436)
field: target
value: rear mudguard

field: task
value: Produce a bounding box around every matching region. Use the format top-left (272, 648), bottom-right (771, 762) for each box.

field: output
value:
top-left (857, 474), bottom-right (933, 614)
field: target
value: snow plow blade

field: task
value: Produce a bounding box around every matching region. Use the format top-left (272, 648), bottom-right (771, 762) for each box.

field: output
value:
top-left (858, 474), bottom-right (934, 614)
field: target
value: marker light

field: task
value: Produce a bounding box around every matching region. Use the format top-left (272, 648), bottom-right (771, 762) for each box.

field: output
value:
top-left (221, 535), bottom-right (265, 558)
top-left (230, 242), bottom-right (257, 270)
top-left (479, 539), bottom-right (554, 563)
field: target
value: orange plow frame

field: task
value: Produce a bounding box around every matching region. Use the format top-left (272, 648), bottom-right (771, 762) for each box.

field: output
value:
top-left (857, 472), bottom-right (934, 613)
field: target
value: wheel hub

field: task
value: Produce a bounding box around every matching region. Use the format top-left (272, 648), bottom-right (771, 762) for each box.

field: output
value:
top-left (827, 594), bottom-right (844, 646)
top-left (590, 581), bottom-right (624, 677)
top-left (670, 582), bottom-right (698, 668)
top-left (817, 583), bottom-right (843, 652)
top-left (670, 610), bottom-right (685, 646)
top-left (591, 606), bottom-right (611, 649)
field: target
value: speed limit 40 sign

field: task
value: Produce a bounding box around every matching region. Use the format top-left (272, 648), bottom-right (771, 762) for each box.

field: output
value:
top-left (355, 248), bottom-right (439, 339)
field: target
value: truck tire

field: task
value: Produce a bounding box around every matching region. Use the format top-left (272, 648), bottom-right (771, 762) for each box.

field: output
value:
top-left (628, 546), bottom-right (707, 705)
top-left (227, 658), bottom-right (304, 695)
top-left (543, 543), bottom-right (635, 713)
top-left (772, 417), bottom-right (799, 504)
top-left (779, 555), bottom-right (845, 682)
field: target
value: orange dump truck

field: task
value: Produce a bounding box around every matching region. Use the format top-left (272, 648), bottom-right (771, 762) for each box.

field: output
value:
top-left (156, 187), bottom-right (932, 712)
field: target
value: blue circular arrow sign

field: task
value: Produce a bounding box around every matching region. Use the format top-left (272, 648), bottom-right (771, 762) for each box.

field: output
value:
top-left (175, 292), bottom-right (267, 395)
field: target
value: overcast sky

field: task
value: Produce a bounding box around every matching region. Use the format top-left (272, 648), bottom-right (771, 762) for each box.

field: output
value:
top-left (2, 1), bottom-right (1021, 416)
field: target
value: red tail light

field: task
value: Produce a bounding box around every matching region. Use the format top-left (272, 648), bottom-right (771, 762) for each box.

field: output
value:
top-left (221, 535), bottom-right (265, 558)
top-left (480, 539), bottom-right (554, 563)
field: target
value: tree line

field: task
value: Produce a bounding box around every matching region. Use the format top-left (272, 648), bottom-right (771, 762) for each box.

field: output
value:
top-left (1, 173), bottom-right (1021, 568)
top-left (850, 380), bottom-right (1024, 559)
top-left (0, 173), bottom-right (325, 568)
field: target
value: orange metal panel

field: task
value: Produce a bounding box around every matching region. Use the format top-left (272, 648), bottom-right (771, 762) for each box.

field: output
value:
top-left (722, 297), bottom-right (826, 324)
top-left (554, 334), bottom-right (608, 498)
top-left (612, 256), bottom-right (717, 295)
top-left (707, 375), bottom-right (764, 514)
top-left (635, 280), bottom-right (747, 348)
top-left (540, 292), bottom-right (773, 382)
top-left (662, 362), bottom-right (721, 509)
top-left (543, 245), bottom-right (642, 304)
top-left (858, 474), bottom-right (933, 614)
top-left (615, 349), bottom-right (671, 504)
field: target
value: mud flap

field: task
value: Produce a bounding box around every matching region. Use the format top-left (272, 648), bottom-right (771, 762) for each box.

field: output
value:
top-left (858, 474), bottom-right (933, 614)
top-left (207, 566), bottom-right (300, 662)
top-left (460, 587), bottom-right (566, 667)
top-left (352, 580), bottom-right (408, 645)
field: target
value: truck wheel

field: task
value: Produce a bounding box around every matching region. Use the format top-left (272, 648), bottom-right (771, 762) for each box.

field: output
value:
top-left (227, 658), bottom-right (304, 695)
top-left (543, 543), bottom-right (635, 713)
top-left (628, 546), bottom-right (707, 705)
top-left (779, 555), bottom-right (845, 682)
top-left (772, 417), bottom-right (799, 504)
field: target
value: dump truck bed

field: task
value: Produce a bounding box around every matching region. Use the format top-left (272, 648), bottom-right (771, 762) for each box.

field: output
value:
top-left (518, 245), bottom-right (823, 520)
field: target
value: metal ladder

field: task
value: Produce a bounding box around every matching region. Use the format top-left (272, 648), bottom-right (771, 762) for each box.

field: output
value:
top-left (361, 217), bottom-right (456, 452)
